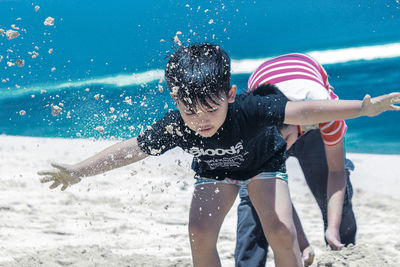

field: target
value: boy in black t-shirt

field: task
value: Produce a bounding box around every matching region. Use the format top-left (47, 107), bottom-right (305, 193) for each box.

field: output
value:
top-left (38, 43), bottom-right (400, 267)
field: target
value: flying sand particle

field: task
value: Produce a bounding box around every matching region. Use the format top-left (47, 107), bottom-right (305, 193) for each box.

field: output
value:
top-left (16, 59), bottom-right (25, 67)
top-left (31, 51), bottom-right (39, 59)
top-left (208, 19), bottom-right (214, 24)
top-left (35, 5), bottom-right (40, 12)
top-left (95, 126), bottom-right (105, 133)
top-left (48, 48), bottom-right (53, 54)
top-left (171, 86), bottom-right (179, 96)
top-left (44, 17), bottom-right (55, 26)
top-left (19, 110), bottom-right (26, 116)
top-left (0, 29), bottom-right (4, 35)
top-left (123, 97), bottom-right (132, 105)
top-left (51, 104), bottom-right (62, 116)
top-left (6, 30), bottom-right (19, 40)
top-left (7, 62), bottom-right (15, 67)
top-left (165, 125), bottom-right (174, 134)
top-left (51, 67), bottom-right (56, 72)
top-left (94, 94), bottom-right (100, 100)
top-left (174, 32), bottom-right (182, 46)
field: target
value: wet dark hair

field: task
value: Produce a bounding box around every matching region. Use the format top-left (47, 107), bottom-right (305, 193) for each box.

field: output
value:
top-left (251, 83), bottom-right (289, 130)
top-left (165, 43), bottom-right (231, 110)
top-left (250, 83), bottom-right (288, 100)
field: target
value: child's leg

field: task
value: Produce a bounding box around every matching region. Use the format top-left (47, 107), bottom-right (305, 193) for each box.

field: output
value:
top-left (235, 186), bottom-right (269, 267)
top-left (189, 182), bottom-right (239, 267)
top-left (247, 178), bottom-right (302, 267)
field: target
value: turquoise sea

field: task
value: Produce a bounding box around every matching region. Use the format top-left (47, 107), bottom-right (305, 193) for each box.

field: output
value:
top-left (1, 0), bottom-right (400, 154)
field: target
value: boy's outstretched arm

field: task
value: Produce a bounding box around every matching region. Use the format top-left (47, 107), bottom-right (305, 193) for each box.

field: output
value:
top-left (284, 93), bottom-right (400, 125)
top-left (38, 137), bottom-right (148, 191)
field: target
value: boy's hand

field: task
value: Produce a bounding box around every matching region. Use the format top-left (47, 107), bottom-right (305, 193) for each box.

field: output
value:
top-left (38, 163), bottom-right (81, 191)
top-left (325, 227), bottom-right (344, 250)
top-left (360, 92), bottom-right (400, 117)
top-left (302, 245), bottom-right (315, 267)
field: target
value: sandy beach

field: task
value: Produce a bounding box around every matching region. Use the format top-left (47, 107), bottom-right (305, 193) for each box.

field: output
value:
top-left (0, 135), bottom-right (399, 267)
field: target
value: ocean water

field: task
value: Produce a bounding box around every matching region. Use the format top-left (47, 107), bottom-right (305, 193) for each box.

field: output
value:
top-left (1, 0), bottom-right (400, 154)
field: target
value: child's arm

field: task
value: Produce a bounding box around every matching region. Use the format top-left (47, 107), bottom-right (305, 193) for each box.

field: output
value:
top-left (292, 204), bottom-right (315, 266)
top-left (324, 140), bottom-right (346, 250)
top-left (38, 137), bottom-right (148, 191)
top-left (284, 93), bottom-right (400, 125)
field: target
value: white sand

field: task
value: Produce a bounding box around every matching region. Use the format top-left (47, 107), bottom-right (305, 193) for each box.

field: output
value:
top-left (0, 135), bottom-right (399, 266)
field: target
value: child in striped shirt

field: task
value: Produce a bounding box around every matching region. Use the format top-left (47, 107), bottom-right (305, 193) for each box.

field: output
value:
top-left (236, 53), bottom-right (357, 266)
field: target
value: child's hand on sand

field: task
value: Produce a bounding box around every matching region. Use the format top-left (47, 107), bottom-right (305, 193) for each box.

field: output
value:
top-left (302, 245), bottom-right (315, 267)
top-left (325, 227), bottom-right (344, 250)
top-left (360, 92), bottom-right (400, 117)
top-left (38, 163), bottom-right (81, 191)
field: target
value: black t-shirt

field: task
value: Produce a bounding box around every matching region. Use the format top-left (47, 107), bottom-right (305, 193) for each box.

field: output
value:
top-left (137, 93), bottom-right (288, 180)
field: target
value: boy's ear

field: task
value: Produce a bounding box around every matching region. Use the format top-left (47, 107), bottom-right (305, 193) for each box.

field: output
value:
top-left (170, 93), bottom-right (178, 104)
top-left (227, 85), bottom-right (237, 103)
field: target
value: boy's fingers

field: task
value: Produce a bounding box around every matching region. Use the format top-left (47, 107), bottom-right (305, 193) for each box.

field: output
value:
top-left (40, 176), bottom-right (55, 183)
top-left (51, 163), bottom-right (67, 171)
top-left (37, 170), bottom-right (57, 176)
top-left (390, 98), bottom-right (400, 105)
top-left (363, 94), bottom-right (371, 102)
top-left (390, 104), bottom-right (400, 111)
top-left (330, 242), bottom-right (344, 250)
top-left (49, 181), bottom-right (61, 189)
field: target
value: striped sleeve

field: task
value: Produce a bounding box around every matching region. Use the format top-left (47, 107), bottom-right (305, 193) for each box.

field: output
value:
top-left (319, 120), bottom-right (347, 146)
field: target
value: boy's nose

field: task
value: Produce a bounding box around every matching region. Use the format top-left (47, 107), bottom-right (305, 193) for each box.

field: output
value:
top-left (195, 115), bottom-right (209, 125)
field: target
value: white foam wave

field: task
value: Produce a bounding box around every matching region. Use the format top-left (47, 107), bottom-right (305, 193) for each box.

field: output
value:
top-left (0, 69), bottom-right (165, 98)
top-left (231, 42), bottom-right (400, 74)
top-left (1, 42), bottom-right (400, 98)
top-left (56, 69), bottom-right (164, 88)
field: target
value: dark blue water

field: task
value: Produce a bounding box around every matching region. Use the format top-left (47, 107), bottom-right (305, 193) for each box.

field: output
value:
top-left (1, 0), bottom-right (400, 154)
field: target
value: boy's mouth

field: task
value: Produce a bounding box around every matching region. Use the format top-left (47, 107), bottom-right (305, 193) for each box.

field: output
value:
top-left (198, 126), bottom-right (213, 133)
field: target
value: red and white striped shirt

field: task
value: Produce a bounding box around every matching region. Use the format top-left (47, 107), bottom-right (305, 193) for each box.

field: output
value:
top-left (248, 53), bottom-right (347, 146)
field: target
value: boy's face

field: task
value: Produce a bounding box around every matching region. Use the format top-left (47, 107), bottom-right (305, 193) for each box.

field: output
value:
top-left (173, 86), bottom-right (237, 137)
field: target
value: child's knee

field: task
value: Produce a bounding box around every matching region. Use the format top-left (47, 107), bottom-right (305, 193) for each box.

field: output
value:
top-left (188, 219), bottom-right (217, 245)
top-left (266, 221), bottom-right (297, 249)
